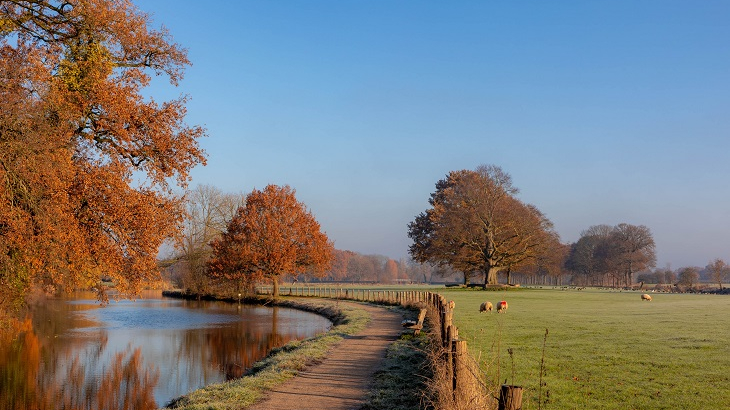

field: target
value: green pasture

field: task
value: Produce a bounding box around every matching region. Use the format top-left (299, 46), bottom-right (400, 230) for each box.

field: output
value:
top-left (438, 287), bottom-right (730, 410)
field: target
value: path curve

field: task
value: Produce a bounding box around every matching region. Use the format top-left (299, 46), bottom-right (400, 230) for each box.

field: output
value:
top-left (247, 302), bottom-right (404, 410)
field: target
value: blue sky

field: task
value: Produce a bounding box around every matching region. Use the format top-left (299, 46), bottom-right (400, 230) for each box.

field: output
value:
top-left (137, 1), bottom-right (730, 269)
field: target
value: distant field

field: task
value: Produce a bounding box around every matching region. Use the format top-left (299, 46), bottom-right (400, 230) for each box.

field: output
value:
top-left (437, 287), bottom-right (730, 410)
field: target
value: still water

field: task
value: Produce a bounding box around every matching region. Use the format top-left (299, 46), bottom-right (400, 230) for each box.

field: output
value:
top-left (0, 291), bottom-right (332, 409)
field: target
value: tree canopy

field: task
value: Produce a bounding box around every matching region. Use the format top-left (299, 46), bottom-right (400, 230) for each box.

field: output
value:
top-left (566, 223), bottom-right (656, 287)
top-left (0, 0), bottom-right (206, 310)
top-left (207, 185), bottom-right (334, 298)
top-left (408, 165), bottom-right (558, 285)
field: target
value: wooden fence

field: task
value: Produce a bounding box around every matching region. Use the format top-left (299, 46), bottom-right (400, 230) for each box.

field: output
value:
top-left (259, 285), bottom-right (522, 409)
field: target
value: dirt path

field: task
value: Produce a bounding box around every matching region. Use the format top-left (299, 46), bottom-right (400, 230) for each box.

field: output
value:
top-left (247, 302), bottom-right (404, 410)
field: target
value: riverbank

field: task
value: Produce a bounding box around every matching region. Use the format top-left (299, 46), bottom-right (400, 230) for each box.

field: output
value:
top-left (161, 293), bottom-right (427, 410)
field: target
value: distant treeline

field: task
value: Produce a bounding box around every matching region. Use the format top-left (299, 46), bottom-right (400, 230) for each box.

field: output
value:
top-left (160, 185), bottom-right (729, 295)
top-left (163, 248), bottom-right (463, 289)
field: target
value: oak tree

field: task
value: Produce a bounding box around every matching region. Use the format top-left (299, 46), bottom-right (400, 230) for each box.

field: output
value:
top-left (0, 0), bottom-right (206, 310)
top-left (207, 185), bottom-right (333, 298)
top-left (408, 165), bottom-right (558, 286)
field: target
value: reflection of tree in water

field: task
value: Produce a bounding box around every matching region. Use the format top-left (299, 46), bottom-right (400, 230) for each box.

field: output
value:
top-left (0, 319), bottom-right (41, 410)
top-left (0, 321), bottom-right (160, 410)
top-left (2, 297), bottom-right (327, 407)
top-left (178, 307), bottom-right (288, 380)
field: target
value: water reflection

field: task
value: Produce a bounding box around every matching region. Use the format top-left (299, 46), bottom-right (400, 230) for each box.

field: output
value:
top-left (0, 291), bottom-right (331, 408)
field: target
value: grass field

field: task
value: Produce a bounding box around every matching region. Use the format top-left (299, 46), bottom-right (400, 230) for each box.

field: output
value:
top-left (437, 287), bottom-right (730, 410)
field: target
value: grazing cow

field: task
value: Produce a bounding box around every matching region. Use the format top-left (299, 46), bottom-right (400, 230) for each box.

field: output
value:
top-left (497, 300), bottom-right (508, 313)
top-left (479, 301), bottom-right (493, 313)
top-left (641, 293), bottom-right (652, 301)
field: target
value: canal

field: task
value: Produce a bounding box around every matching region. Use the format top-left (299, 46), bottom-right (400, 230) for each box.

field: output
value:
top-left (0, 291), bottom-right (332, 409)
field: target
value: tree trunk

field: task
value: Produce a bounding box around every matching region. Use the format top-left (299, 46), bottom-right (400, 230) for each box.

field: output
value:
top-left (485, 265), bottom-right (500, 285)
top-left (273, 277), bottom-right (279, 299)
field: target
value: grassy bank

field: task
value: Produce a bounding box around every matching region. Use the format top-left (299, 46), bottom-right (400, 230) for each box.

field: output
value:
top-left (437, 287), bottom-right (730, 409)
top-left (361, 331), bottom-right (433, 410)
top-left (163, 297), bottom-right (370, 410)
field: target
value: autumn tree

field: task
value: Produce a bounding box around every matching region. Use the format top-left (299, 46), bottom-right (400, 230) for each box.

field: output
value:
top-left (325, 249), bottom-right (355, 282)
top-left (171, 185), bottom-right (245, 294)
top-left (705, 258), bottom-right (729, 290)
top-left (383, 259), bottom-right (399, 283)
top-left (408, 165), bottom-right (558, 286)
top-left (207, 185), bottom-right (333, 298)
top-left (0, 0), bottom-right (206, 311)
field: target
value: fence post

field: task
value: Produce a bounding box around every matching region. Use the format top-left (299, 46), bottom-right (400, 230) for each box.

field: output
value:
top-left (452, 339), bottom-right (468, 403)
top-left (498, 385), bottom-right (523, 410)
top-left (442, 308), bottom-right (452, 348)
top-left (444, 325), bottom-right (455, 389)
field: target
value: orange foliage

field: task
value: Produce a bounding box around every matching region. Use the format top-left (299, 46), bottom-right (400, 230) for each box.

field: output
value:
top-left (383, 259), bottom-right (399, 283)
top-left (208, 185), bottom-right (334, 297)
top-left (0, 0), bottom-right (206, 308)
top-left (326, 249), bottom-right (356, 281)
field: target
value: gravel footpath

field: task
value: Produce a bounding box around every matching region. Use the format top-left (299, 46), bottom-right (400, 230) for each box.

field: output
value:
top-left (247, 303), bottom-right (404, 410)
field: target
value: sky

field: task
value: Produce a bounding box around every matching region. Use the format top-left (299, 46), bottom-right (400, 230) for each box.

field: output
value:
top-left (135, 1), bottom-right (730, 269)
